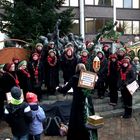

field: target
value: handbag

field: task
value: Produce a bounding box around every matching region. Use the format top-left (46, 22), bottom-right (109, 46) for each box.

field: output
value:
top-left (43, 116), bottom-right (61, 136)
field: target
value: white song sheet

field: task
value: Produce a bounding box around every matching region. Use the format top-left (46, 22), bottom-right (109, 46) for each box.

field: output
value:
top-left (126, 80), bottom-right (139, 95)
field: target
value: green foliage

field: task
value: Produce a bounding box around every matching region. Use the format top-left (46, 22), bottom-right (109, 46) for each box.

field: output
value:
top-left (0, 0), bottom-right (74, 43)
top-left (93, 21), bottom-right (121, 44)
top-left (102, 21), bottom-right (121, 41)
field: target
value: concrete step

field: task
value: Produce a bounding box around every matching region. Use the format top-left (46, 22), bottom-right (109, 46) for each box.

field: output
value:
top-left (94, 102), bottom-right (123, 112)
top-left (41, 92), bottom-right (140, 118)
top-left (93, 96), bottom-right (122, 105)
top-left (97, 103), bottom-right (140, 118)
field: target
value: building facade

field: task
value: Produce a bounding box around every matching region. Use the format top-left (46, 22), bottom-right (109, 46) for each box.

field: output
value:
top-left (61, 0), bottom-right (140, 41)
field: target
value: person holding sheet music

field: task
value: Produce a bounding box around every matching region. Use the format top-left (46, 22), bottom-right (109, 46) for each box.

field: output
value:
top-left (118, 58), bottom-right (135, 118)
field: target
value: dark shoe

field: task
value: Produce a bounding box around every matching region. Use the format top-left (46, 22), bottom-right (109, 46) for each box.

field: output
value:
top-left (122, 114), bottom-right (132, 119)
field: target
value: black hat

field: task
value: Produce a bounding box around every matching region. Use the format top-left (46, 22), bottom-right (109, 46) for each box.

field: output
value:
top-left (11, 86), bottom-right (21, 100)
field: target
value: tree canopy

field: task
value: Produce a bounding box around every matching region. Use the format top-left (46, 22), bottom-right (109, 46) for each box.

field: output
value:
top-left (0, 0), bottom-right (74, 43)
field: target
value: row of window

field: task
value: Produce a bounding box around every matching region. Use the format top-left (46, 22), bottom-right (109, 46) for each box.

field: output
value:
top-left (63, 0), bottom-right (140, 9)
top-left (70, 18), bottom-right (140, 35)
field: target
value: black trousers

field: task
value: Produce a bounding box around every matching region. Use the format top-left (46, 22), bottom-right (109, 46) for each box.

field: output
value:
top-left (109, 83), bottom-right (118, 104)
top-left (97, 81), bottom-right (105, 97)
top-left (121, 87), bottom-right (132, 116)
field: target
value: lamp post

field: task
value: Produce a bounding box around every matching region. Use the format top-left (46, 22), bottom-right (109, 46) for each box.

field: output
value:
top-left (79, 0), bottom-right (85, 39)
top-left (113, 0), bottom-right (117, 30)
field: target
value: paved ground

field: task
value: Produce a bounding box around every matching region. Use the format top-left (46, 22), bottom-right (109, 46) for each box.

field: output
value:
top-left (1, 113), bottom-right (140, 140)
top-left (1, 92), bottom-right (140, 140)
top-left (98, 114), bottom-right (140, 140)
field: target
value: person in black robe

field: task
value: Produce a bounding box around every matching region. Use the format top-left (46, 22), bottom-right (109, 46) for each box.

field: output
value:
top-left (57, 63), bottom-right (90, 140)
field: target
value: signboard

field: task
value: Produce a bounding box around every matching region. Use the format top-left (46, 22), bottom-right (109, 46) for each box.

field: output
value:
top-left (78, 71), bottom-right (97, 89)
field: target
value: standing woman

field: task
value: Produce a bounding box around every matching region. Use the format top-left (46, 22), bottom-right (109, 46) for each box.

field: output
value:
top-left (17, 60), bottom-right (32, 98)
top-left (28, 53), bottom-right (44, 101)
top-left (60, 46), bottom-right (78, 84)
top-left (44, 49), bottom-right (59, 95)
top-left (118, 58), bottom-right (135, 118)
top-left (2, 63), bottom-right (19, 92)
top-left (58, 63), bottom-right (90, 140)
top-left (108, 54), bottom-right (119, 106)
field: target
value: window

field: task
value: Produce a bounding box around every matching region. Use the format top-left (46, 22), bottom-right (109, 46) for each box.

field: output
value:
top-left (62, 0), bottom-right (69, 6)
top-left (124, 21), bottom-right (132, 34)
top-left (70, 19), bottom-right (80, 35)
top-left (133, 21), bottom-right (139, 34)
top-left (124, 0), bottom-right (132, 8)
top-left (116, 20), bottom-right (124, 33)
top-left (95, 18), bottom-right (104, 33)
top-left (133, 0), bottom-right (139, 8)
top-left (95, 0), bottom-right (113, 6)
top-left (116, 0), bottom-right (123, 8)
top-left (95, 0), bottom-right (103, 5)
top-left (104, 0), bottom-right (113, 6)
top-left (85, 0), bottom-right (94, 5)
top-left (70, 0), bottom-right (78, 6)
top-left (85, 18), bottom-right (94, 33)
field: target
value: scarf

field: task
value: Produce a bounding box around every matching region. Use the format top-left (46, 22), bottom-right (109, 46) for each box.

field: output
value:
top-left (32, 61), bottom-right (39, 84)
top-left (120, 65), bottom-right (131, 81)
top-left (11, 98), bottom-right (23, 105)
top-left (47, 55), bottom-right (57, 66)
top-left (8, 72), bottom-right (19, 87)
top-left (64, 53), bottom-right (74, 60)
top-left (120, 70), bottom-right (126, 80)
top-left (20, 69), bottom-right (30, 78)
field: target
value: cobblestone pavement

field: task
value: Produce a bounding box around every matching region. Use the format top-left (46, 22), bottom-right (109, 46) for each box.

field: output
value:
top-left (98, 114), bottom-right (140, 140)
top-left (1, 113), bottom-right (140, 140)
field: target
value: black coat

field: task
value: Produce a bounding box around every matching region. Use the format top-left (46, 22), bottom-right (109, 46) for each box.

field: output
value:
top-left (60, 53), bottom-right (78, 83)
top-left (44, 58), bottom-right (59, 89)
top-left (118, 66), bottom-right (136, 90)
top-left (108, 61), bottom-right (119, 87)
top-left (58, 73), bottom-right (90, 140)
top-left (28, 60), bottom-right (45, 88)
top-left (1, 72), bottom-right (18, 93)
top-left (17, 69), bottom-right (32, 95)
top-left (96, 57), bottom-right (108, 87)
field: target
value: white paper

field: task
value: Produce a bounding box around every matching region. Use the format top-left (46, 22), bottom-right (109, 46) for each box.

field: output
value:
top-left (68, 88), bottom-right (73, 93)
top-left (56, 83), bottom-right (73, 93)
top-left (126, 80), bottom-right (139, 95)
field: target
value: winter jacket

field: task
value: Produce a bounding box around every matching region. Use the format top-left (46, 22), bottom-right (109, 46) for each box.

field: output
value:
top-left (60, 53), bottom-right (78, 83)
top-left (29, 104), bottom-right (46, 135)
top-left (4, 102), bottom-right (32, 137)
